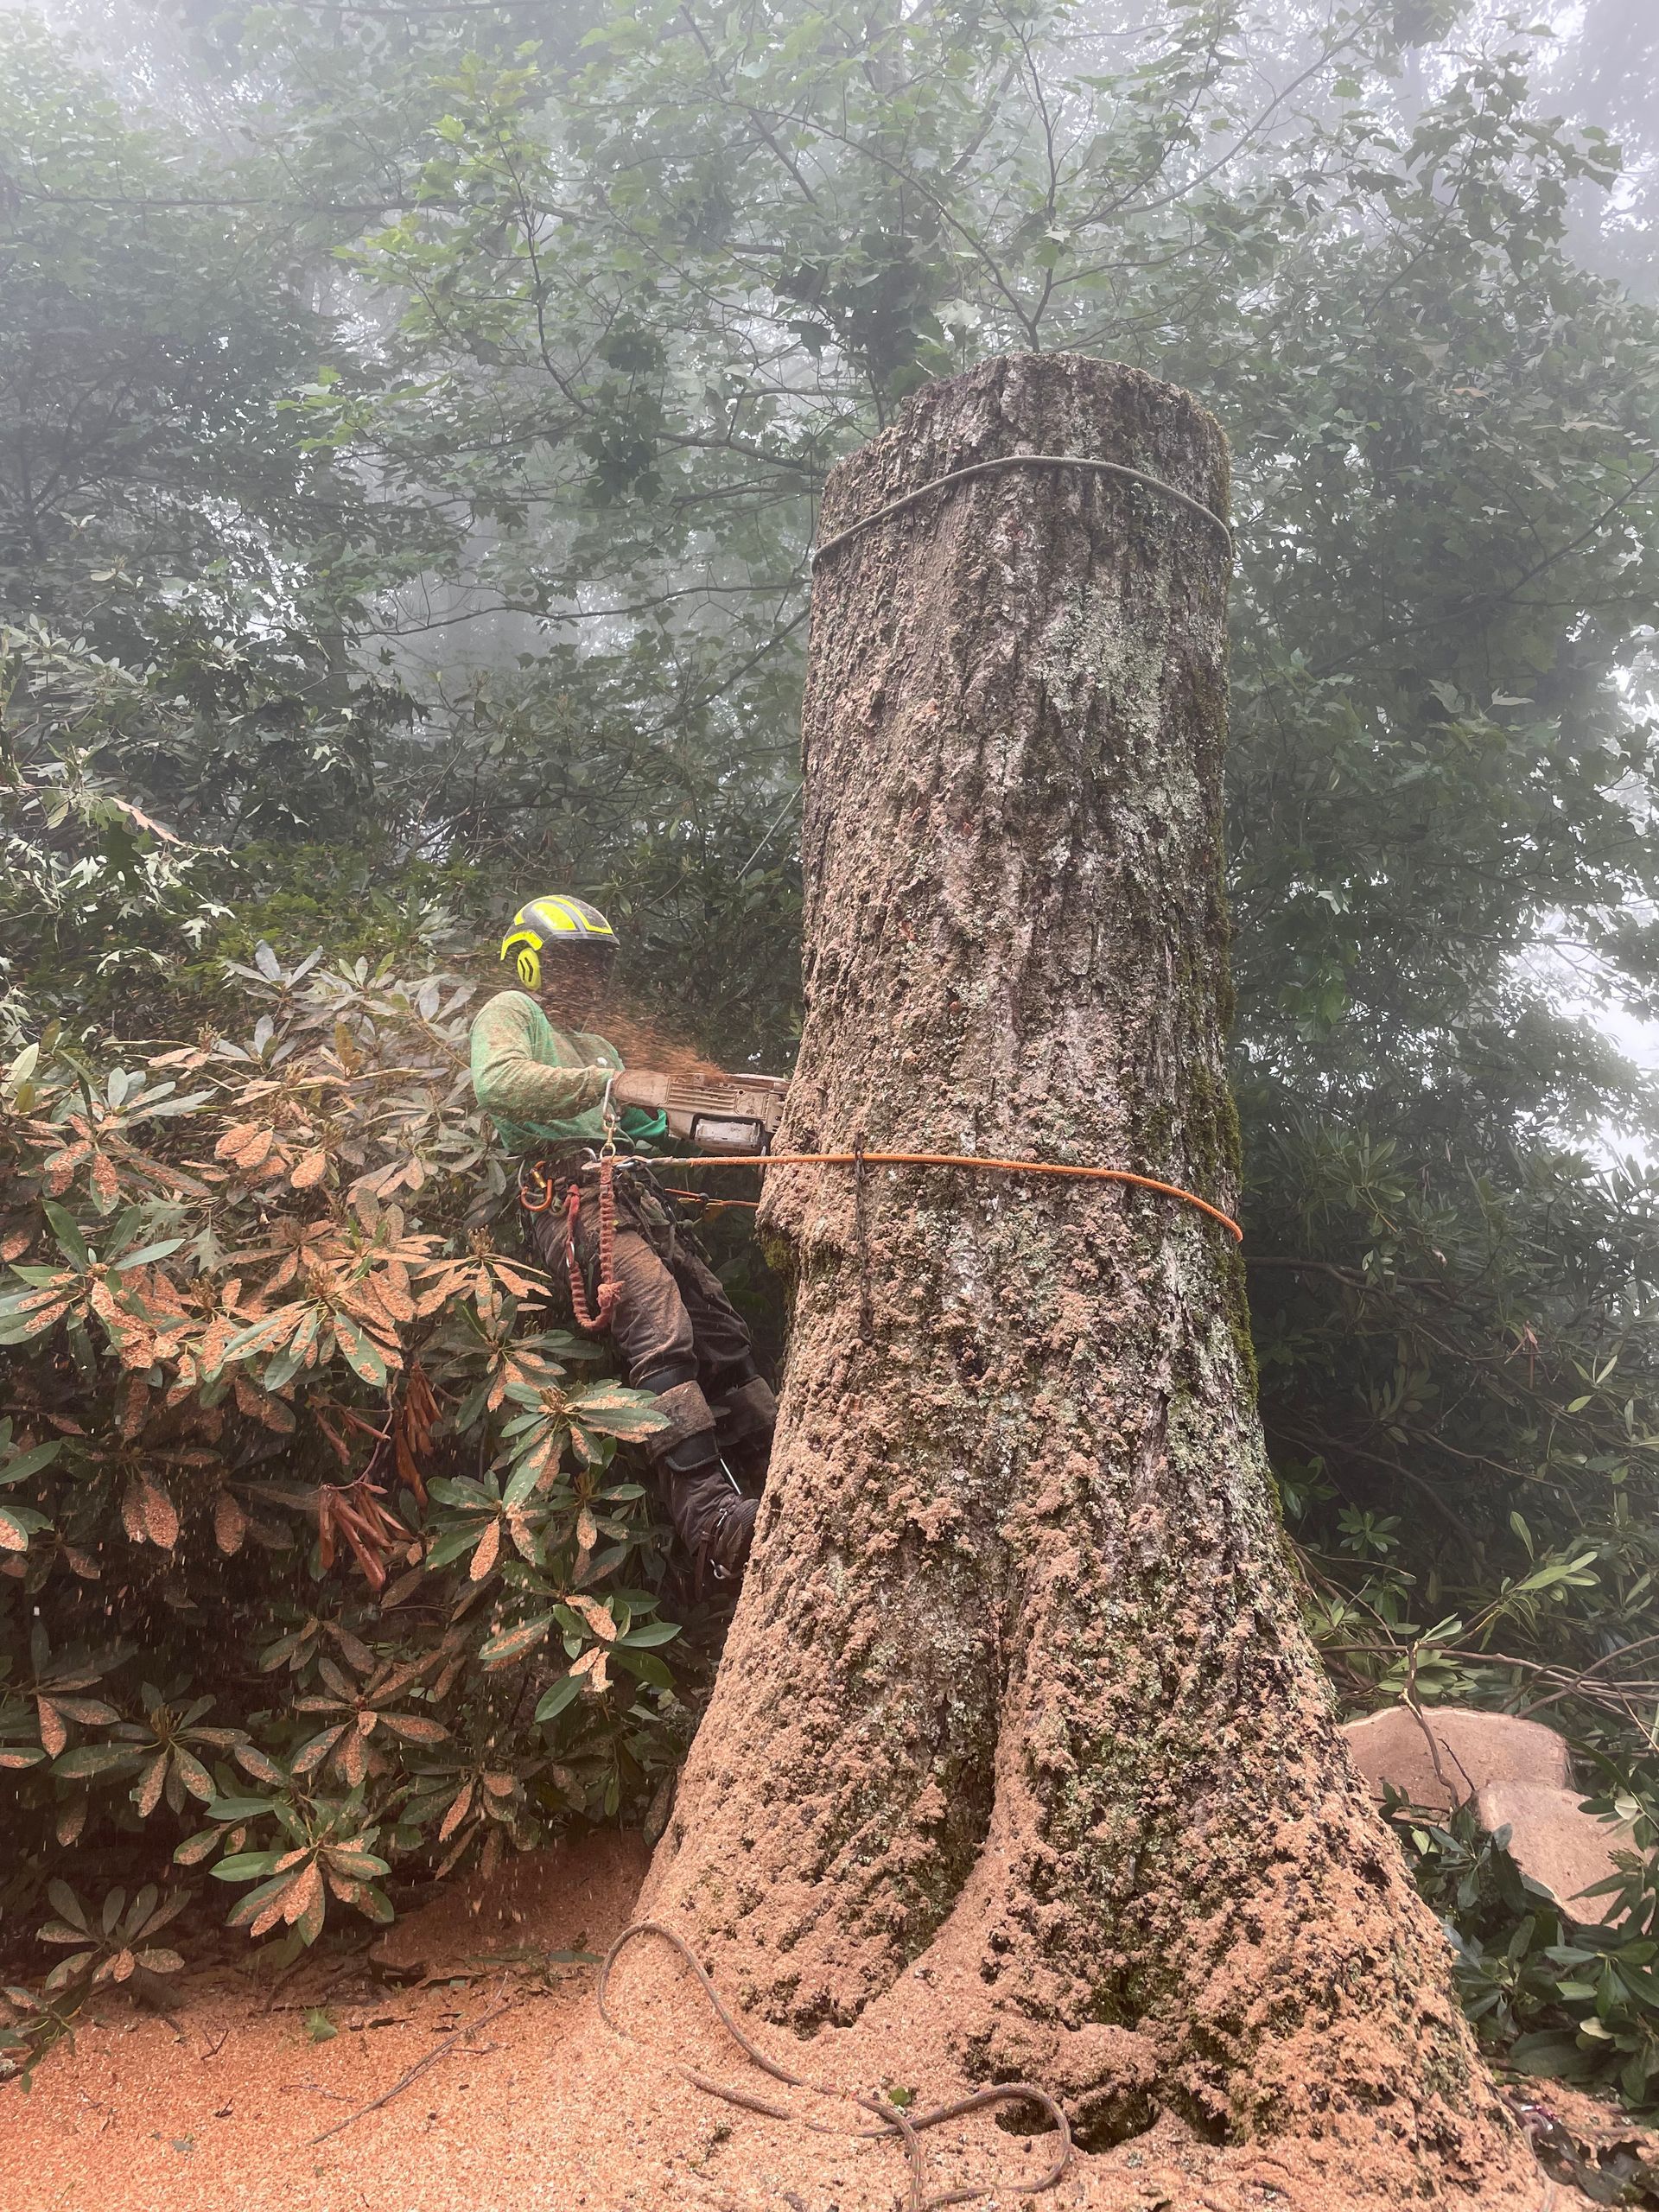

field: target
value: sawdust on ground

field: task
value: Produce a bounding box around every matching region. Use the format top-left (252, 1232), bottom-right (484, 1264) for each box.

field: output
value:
top-left (0, 1830), bottom-right (1610, 2212)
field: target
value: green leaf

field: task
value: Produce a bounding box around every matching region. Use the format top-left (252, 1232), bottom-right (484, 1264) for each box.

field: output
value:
top-left (1509, 2031), bottom-right (1602, 2081)
top-left (51, 1745), bottom-right (135, 1780)
top-left (533, 1674), bottom-right (582, 1724)
top-left (42, 1204), bottom-right (90, 1271)
top-left (0, 1440), bottom-right (65, 1485)
top-left (616, 1618), bottom-right (682, 1649)
top-left (211, 1851), bottom-right (285, 1883)
top-left (113, 1239), bottom-right (186, 1270)
top-left (206, 1794), bottom-right (278, 1822)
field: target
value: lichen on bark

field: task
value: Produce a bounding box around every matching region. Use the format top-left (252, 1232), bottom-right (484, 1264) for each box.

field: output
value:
top-left (643, 353), bottom-right (1540, 2203)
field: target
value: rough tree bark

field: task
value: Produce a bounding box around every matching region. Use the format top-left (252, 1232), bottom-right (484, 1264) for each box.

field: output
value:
top-left (644, 355), bottom-right (1533, 2202)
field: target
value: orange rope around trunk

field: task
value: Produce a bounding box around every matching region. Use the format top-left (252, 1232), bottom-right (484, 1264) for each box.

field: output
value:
top-left (610, 1151), bottom-right (1243, 1243)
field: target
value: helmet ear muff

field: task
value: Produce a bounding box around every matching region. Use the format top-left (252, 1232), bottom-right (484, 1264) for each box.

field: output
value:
top-left (514, 943), bottom-right (542, 990)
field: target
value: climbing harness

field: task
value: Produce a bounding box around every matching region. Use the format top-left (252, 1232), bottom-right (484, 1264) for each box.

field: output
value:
top-left (810, 450), bottom-right (1234, 569)
top-left (598, 1919), bottom-right (1072, 2212)
top-left (595, 1147), bottom-right (1244, 1244)
top-left (518, 1098), bottom-right (629, 1334)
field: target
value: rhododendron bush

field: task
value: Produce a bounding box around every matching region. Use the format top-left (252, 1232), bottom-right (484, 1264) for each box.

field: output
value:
top-left (0, 950), bottom-right (683, 2046)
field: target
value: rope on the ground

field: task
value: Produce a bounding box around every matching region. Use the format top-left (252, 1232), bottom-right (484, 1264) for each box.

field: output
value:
top-left (596, 1919), bottom-right (1072, 2212)
top-left (810, 450), bottom-right (1234, 569)
top-left (602, 1148), bottom-right (1243, 1243)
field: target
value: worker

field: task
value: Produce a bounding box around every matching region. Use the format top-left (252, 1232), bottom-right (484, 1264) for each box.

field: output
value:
top-left (469, 894), bottom-right (775, 1585)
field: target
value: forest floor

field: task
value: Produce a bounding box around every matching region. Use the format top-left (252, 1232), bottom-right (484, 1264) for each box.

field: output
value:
top-left (0, 1830), bottom-right (1642, 2212)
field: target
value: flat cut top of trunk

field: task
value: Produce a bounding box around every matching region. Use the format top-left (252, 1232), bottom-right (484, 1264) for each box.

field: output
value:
top-left (641, 354), bottom-right (1532, 2204)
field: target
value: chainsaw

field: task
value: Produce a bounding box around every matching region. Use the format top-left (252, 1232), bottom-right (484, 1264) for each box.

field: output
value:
top-left (659, 1073), bottom-right (789, 1155)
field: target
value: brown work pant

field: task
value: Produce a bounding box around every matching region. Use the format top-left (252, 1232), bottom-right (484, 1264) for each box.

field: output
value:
top-left (526, 1173), bottom-right (766, 1572)
top-left (557, 1191), bottom-right (755, 1391)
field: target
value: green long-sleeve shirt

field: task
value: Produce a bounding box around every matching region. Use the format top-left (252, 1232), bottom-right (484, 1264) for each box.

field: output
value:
top-left (468, 988), bottom-right (667, 1154)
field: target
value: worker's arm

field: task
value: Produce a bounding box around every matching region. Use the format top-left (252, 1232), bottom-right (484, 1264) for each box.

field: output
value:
top-left (470, 994), bottom-right (613, 1126)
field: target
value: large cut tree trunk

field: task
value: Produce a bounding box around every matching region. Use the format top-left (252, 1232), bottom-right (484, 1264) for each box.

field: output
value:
top-left (645, 355), bottom-right (1529, 2199)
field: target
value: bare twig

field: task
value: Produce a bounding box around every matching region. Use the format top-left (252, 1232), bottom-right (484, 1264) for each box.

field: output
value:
top-left (308, 1994), bottom-right (513, 2147)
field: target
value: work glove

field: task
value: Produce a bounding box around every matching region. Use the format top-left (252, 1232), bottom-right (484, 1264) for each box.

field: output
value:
top-left (612, 1068), bottom-right (670, 1112)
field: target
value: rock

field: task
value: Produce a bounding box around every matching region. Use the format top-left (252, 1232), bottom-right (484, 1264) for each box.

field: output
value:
top-left (371, 1827), bottom-right (651, 1977)
top-left (1475, 1782), bottom-right (1637, 1925)
top-left (1340, 1705), bottom-right (1570, 1811)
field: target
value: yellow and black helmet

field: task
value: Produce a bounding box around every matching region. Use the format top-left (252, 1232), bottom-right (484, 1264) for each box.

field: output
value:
top-left (499, 895), bottom-right (617, 990)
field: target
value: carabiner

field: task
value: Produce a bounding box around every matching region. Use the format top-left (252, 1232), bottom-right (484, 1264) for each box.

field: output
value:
top-left (518, 1160), bottom-right (557, 1215)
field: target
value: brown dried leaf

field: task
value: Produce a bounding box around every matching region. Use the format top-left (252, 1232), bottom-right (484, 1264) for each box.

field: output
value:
top-left (438, 1782), bottom-right (474, 1842)
top-left (40, 1143), bottom-right (89, 1193)
top-left (199, 1315), bottom-right (235, 1375)
top-left (214, 1122), bottom-right (263, 1162)
top-left (289, 1148), bottom-right (330, 1191)
top-left (135, 1752), bottom-right (168, 1820)
top-left (568, 1594), bottom-right (617, 1643)
top-left (117, 1374), bottom-right (149, 1440)
top-left (283, 1860), bottom-right (324, 1929)
top-left (248, 1888), bottom-right (292, 1941)
top-left (141, 1477), bottom-right (180, 1549)
top-left (35, 1699), bottom-right (67, 1758)
top-left (213, 1491), bottom-right (248, 1557)
top-left (120, 1478), bottom-right (148, 1544)
top-left (326, 1624), bottom-right (376, 1674)
top-left (377, 1713), bottom-right (447, 1745)
top-left (468, 1518), bottom-right (501, 1583)
top-left (91, 1153), bottom-right (118, 1203)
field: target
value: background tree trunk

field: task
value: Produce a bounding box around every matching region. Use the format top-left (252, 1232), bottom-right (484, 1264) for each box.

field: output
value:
top-left (645, 354), bottom-right (1529, 2197)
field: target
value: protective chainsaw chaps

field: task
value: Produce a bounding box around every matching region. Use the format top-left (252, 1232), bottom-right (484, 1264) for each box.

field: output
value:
top-left (660, 1073), bottom-right (788, 1155)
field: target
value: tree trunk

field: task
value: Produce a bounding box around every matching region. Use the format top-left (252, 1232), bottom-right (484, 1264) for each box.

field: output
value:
top-left (645, 355), bottom-right (1529, 2199)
